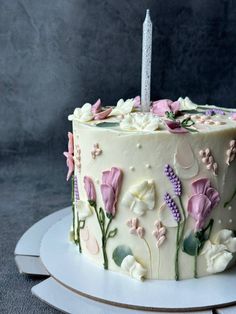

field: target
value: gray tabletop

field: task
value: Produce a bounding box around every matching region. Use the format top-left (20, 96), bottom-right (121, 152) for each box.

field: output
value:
top-left (0, 152), bottom-right (68, 313)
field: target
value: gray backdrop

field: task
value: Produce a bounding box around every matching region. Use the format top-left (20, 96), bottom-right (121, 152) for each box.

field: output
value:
top-left (1, 0), bottom-right (236, 313)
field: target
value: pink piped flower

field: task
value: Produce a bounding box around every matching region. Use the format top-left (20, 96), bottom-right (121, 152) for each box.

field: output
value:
top-left (165, 120), bottom-right (188, 134)
top-left (91, 99), bottom-right (102, 114)
top-left (84, 176), bottom-right (96, 201)
top-left (101, 167), bottom-right (123, 216)
top-left (91, 98), bottom-right (112, 120)
top-left (232, 113), bottom-right (236, 121)
top-left (126, 218), bottom-right (145, 238)
top-left (152, 99), bottom-right (180, 117)
top-left (133, 96), bottom-right (141, 109)
top-left (188, 178), bottom-right (220, 231)
top-left (63, 132), bottom-right (74, 181)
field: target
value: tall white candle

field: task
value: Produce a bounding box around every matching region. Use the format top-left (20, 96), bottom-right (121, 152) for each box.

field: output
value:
top-left (141, 9), bottom-right (152, 112)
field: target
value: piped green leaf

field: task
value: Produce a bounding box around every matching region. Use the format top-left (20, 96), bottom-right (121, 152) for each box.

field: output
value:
top-left (112, 245), bottom-right (133, 267)
top-left (108, 228), bottom-right (118, 238)
top-left (96, 122), bottom-right (119, 128)
top-left (182, 232), bottom-right (201, 256)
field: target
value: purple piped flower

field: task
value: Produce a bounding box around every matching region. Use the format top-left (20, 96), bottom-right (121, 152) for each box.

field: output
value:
top-left (164, 164), bottom-right (182, 196)
top-left (205, 109), bottom-right (225, 116)
top-left (164, 193), bottom-right (181, 222)
top-left (74, 175), bottom-right (80, 201)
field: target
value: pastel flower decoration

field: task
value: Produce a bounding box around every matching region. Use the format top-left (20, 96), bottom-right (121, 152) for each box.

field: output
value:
top-left (126, 218), bottom-right (145, 238)
top-left (152, 99), bottom-right (180, 117)
top-left (177, 97), bottom-right (198, 111)
top-left (165, 120), bottom-right (188, 134)
top-left (63, 132), bottom-right (74, 181)
top-left (110, 98), bottom-right (135, 116)
top-left (152, 220), bottom-right (167, 248)
top-left (121, 255), bottom-right (147, 281)
top-left (133, 95), bottom-right (141, 109)
top-left (202, 229), bottom-right (236, 274)
top-left (68, 103), bottom-right (94, 122)
top-left (187, 178), bottom-right (220, 231)
top-left (84, 176), bottom-right (96, 201)
top-left (231, 113), bottom-right (236, 121)
top-left (75, 200), bottom-right (93, 220)
top-left (101, 167), bottom-right (123, 216)
top-left (205, 108), bottom-right (225, 116)
top-left (122, 180), bottom-right (155, 216)
top-left (94, 107), bottom-right (112, 120)
top-left (91, 99), bottom-right (102, 114)
top-left (164, 193), bottom-right (181, 222)
top-left (120, 113), bottom-right (160, 131)
top-left (164, 164), bottom-right (182, 196)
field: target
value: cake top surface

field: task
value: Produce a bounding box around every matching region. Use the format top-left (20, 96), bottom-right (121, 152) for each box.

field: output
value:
top-left (68, 96), bottom-right (236, 134)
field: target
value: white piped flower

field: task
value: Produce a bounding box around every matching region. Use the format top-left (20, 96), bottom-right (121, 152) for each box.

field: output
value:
top-left (110, 98), bottom-right (135, 116)
top-left (201, 229), bottom-right (236, 274)
top-left (178, 97), bottom-right (198, 111)
top-left (120, 113), bottom-right (160, 131)
top-left (121, 255), bottom-right (147, 281)
top-left (75, 200), bottom-right (93, 220)
top-left (122, 180), bottom-right (155, 216)
top-left (68, 103), bottom-right (93, 122)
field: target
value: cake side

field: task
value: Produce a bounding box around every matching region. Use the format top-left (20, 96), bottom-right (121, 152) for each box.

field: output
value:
top-left (64, 97), bottom-right (236, 281)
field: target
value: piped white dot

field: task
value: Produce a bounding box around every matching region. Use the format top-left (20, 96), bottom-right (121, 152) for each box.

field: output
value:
top-left (228, 206), bottom-right (232, 211)
top-left (229, 219), bottom-right (233, 224)
top-left (129, 166), bottom-right (135, 171)
top-left (145, 164), bottom-right (151, 169)
top-left (136, 143), bottom-right (142, 149)
top-left (218, 219), bottom-right (222, 224)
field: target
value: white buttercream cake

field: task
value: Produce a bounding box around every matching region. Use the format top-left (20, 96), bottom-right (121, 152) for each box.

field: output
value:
top-left (64, 96), bottom-right (236, 281)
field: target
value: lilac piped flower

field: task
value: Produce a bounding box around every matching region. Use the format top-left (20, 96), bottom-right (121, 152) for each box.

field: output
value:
top-left (164, 164), bottom-right (182, 196)
top-left (74, 175), bottom-right (80, 201)
top-left (164, 193), bottom-right (181, 222)
top-left (205, 109), bottom-right (225, 116)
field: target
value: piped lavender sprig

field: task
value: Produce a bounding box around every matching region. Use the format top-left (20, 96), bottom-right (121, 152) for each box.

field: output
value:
top-left (74, 175), bottom-right (80, 201)
top-left (164, 164), bottom-right (182, 196)
top-left (205, 109), bottom-right (225, 116)
top-left (164, 193), bottom-right (181, 222)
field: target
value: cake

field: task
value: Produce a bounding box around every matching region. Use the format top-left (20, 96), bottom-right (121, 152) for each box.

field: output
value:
top-left (64, 96), bottom-right (236, 281)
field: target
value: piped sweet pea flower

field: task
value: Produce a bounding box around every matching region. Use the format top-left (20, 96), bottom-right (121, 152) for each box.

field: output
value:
top-left (187, 178), bottom-right (220, 231)
top-left (165, 120), bottom-right (188, 134)
top-left (201, 229), bottom-right (236, 274)
top-left (110, 98), bottom-right (136, 116)
top-left (69, 99), bottom-right (112, 122)
top-left (120, 113), bottom-right (160, 131)
top-left (121, 255), bottom-right (147, 281)
top-left (101, 167), bottom-right (123, 217)
top-left (84, 176), bottom-right (96, 202)
top-left (177, 97), bottom-right (198, 111)
top-left (122, 180), bottom-right (155, 216)
top-left (75, 200), bottom-right (93, 220)
top-left (63, 132), bottom-right (74, 181)
top-left (152, 99), bottom-right (180, 117)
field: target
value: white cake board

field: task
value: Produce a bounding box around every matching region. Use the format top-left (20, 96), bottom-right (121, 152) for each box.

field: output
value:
top-left (15, 207), bottom-right (236, 313)
top-left (40, 214), bottom-right (236, 312)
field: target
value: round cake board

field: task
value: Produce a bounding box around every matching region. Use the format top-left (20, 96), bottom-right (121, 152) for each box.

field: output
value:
top-left (40, 214), bottom-right (236, 312)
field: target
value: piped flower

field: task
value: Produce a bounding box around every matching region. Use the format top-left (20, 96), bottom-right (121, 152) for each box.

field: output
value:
top-left (164, 193), bottom-right (181, 222)
top-left (75, 200), bottom-right (93, 220)
top-left (187, 178), bottom-right (220, 231)
top-left (165, 120), bottom-right (188, 134)
top-left (231, 113), bottom-right (236, 121)
top-left (120, 113), bottom-right (160, 131)
top-left (63, 132), bottom-right (74, 181)
top-left (177, 97), bottom-right (198, 111)
top-left (121, 255), bottom-right (147, 281)
top-left (110, 98), bottom-right (136, 116)
top-left (152, 99), bottom-right (180, 117)
top-left (201, 229), bottom-right (236, 274)
top-left (101, 167), bottom-right (123, 216)
top-left (84, 176), bottom-right (96, 201)
top-left (126, 218), bottom-right (145, 238)
top-left (122, 180), bottom-right (155, 216)
top-left (69, 99), bottom-right (112, 122)
top-left (164, 164), bottom-right (182, 196)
